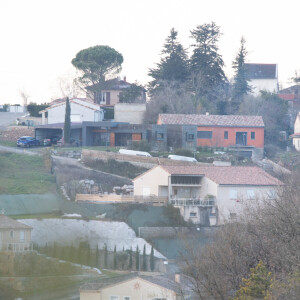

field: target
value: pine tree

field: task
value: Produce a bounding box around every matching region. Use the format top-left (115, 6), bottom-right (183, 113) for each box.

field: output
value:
top-left (113, 245), bottom-right (117, 270)
top-left (64, 97), bottom-right (71, 144)
top-left (142, 245), bottom-right (147, 271)
top-left (129, 247), bottom-right (133, 270)
top-left (148, 28), bottom-right (189, 95)
top-left (150, 245), bottom-right (155, 271)
top-left (190, 22), bottom-right (228, 113)
top-left (135, 246), bottom-right (140, 271)
top-left (231, 36), bottom-right (251, 113)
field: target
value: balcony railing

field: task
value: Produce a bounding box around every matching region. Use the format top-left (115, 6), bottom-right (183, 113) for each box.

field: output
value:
top-left (170, 198), bottom-right (215, 207)
top-left (1, 242), bottom-right (33, 252)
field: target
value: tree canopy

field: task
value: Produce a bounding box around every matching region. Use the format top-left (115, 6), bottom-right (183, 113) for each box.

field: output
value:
top-left (231, 37), bottom-right (251, 113)
top-left (189, 22), bottom-right (228, 113)
top-left (148, 28), bottom-right (189, 95)
top-left (71, 45), bottom-right (123, 87)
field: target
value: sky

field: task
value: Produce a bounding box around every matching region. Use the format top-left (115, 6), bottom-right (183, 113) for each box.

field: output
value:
top-left (0, 0), bottom-right (299, 105)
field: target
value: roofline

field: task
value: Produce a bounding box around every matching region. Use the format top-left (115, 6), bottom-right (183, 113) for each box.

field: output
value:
top-left (132, 165), bottom-right (168, 181)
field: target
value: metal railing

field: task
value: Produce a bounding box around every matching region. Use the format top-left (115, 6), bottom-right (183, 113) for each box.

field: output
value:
top-left (1, 242), bottom-right (33, 252)
top-left (170, 198), bottom-right (215, 207)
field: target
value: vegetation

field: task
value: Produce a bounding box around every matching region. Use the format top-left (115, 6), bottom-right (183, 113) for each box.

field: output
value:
top-left (181, 171), bottom-right (300, 299)
top-left (64, 97), bottom-right (71, 144)
top-left (71, 45), bottom-right (123, 86)
top-left (27, 103), bottom-right (49, 117)
top-left (119, 82), bottom-right (145, 103)
top-left (83, 158), bottom-right (148, 179)
top-left (0, 152), bottom-right (56, 194)
top-left (128, 140), bottom-right (151, 152)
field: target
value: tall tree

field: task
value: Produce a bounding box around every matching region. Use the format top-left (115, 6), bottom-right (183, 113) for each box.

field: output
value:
top-left (64, 97), bottom-right (71, 144)
top-left (150, 245), bottom-right (155, 271)
top-left (71, 45), bottom-right (123, 87)
top-left (113, 245), bottom-right (117, 270)
top-left (190, 22), bottom-right (228, 113)
top-left (104, 244), bottom-right (108, 268)
top-left (142, 244), bottom-right (147, 271)
top-left (129, 247), bottom-right (133, 270)
top-left (135, 246), bottom-right (139, 271)
top-left (231, 37), bottom-right (251, 113)
top-left (148, 28), bottom-right (189, 95)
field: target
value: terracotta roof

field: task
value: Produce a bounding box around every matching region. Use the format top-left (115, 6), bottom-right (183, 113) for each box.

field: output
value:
top-left (161, 165), bottom-right (282, 186)
top-left (0, 215), bottom-right (32, 230)
top-left (245, 63), bottom-right (277, 79)
top-left (159, 114), bottom-right (264, 127)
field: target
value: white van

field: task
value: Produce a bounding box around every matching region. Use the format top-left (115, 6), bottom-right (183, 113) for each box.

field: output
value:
top-left (118, 149), bottom-right (152, 157)
top-left (168, 155), bottom-right (197, 162)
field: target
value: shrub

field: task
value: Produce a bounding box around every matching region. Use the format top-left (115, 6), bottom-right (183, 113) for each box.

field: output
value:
top-left (174, 148), bottom-right (194, 157)
top-left (128, 140), bottom-right (151, 152)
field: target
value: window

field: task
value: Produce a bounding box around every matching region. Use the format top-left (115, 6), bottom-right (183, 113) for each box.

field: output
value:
top-left (230, 190), bottom-right (238, 200)
top-left (10, 230), bottom-right (14, 238)
top-left (267, 190), bottom-right (276, 199)
top-left (224, 131), bottom-right (228, 139)
top-left (247, 190), bottom-right (255, 200)
top-left (251, 132), bottom-right (255, 140)
top-left (20, 231), bottom-right (25, 242)
top-left (190, 212), bottom-right (197, 217)
top-left (186, 132), bottom-right (195, 141)
top-left (156, 132), bottom-right (164, 140)
top-left (197, 131), bottom-right (212, 139)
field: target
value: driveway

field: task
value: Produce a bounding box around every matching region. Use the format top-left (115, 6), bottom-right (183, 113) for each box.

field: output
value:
top-left (0, 112), bottom-right (24, 129)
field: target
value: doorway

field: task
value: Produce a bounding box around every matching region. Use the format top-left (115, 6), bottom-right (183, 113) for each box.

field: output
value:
top-left (236, 132), bottom-right (247, 146)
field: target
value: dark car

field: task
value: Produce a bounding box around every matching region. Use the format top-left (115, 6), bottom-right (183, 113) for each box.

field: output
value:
top-left (17, 136), bottom-right (40, 148)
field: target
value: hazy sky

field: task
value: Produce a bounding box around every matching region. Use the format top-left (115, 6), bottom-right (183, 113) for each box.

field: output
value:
top-left (0, 0), bottom-right (299, 105)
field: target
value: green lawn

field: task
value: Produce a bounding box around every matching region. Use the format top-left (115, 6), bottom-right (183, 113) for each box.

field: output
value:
top-left (0, 152), bottom-right (56, 194)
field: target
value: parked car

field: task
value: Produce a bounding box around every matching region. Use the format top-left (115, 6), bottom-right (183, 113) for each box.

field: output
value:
top-left (168, 155), bottom-right (197, 162)
top-left (42, 138), bottom-right (52, 146)
top-left (17, 136), bottom-right (40, 148)
top-left (118, 149), bottom-right (152, 157)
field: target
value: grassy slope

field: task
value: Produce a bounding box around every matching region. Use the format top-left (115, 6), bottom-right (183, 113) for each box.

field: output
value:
top-left (0, 151), bottom-right (56, 194)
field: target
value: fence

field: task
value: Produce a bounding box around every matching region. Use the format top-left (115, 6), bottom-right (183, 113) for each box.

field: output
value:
top-left (75, 194), bottom-right (168, 206)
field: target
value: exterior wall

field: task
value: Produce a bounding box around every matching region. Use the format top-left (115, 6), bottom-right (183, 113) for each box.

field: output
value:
top-left (132, 133), bottom-right (142, 141)
top-left (80, 291), bottom-right (100, 300)
top-left (47, 103), bottom-right (101, 124)
top-left (151, 125), bottom-right (167, 151)
top-left (294, 114), bottom-right (300, 133)
top-left (197, 126), bottom-right (264, 148)
top-left (89, 277), bottom-right (176, 300)
top-left (9, 106), bottom-right (24, 113)
top-left (216, 185), bottom-right (278, 223)
top-left (249, 78), bottom-right (278, 96)
top-left (0, 229), bottom-right (31, 251)
top-left (102, 90), bottom-right (120, 106)
top-left (133, 166), bottom-right (169, 197)
top-left (114, 103), bottom-right (146, 124)
top-left (182, 125), bottom-right (197, 151)
top-left (293, 137), bottom-right (300, 151)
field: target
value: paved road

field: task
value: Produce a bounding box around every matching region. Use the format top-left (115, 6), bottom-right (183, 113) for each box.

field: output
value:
top-left (0, 112), bottom-right (24, 129)
top-left (0, 144), bottom-right (40, 155)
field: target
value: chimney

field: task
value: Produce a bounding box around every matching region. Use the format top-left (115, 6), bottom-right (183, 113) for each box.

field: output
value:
top-left (206, 112), bottom-right (209, 116)
top-left (175, 273), bottom-right (180, 284)
top-left (123, 76), bottom-right (126, 82)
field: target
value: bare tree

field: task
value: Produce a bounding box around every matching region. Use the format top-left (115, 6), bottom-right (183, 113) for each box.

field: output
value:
top-left (18, 88), bottom-right (30, 111)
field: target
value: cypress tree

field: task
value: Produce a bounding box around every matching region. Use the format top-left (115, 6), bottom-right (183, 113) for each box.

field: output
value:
top-left (142, 245), bottom-right (147, 271)
top-left (70, 243), bottom-right (74, 263)
top-left (135, 246), bottom-right (139, 271)
top-left (150, 245), bottom-right (155, 271)
top-left (129, 247), bottom-right (133, 270)
top-left (95, 244), bottom-right (99, 267)
top-left (104, 244), bottom-right (108, 268)
top-left (64, 97), bottom-right (71, 144)
top-left (113, 245), bottom-right (117, 270)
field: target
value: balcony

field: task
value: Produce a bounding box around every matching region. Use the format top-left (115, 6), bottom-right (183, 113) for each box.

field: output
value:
top-left (1, 242), bottom-right (33, 252)
top-left (170, 198), bottom-right (215, 207)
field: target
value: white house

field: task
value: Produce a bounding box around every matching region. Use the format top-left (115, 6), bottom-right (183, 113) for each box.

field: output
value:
top-left (245, 63), bottom-right (278, 96)
top-left (80, 273), bottom-right (193, 300)
top-left (291, 112), bottom-right (300, 151)
top-left (39, 98), bottom-right (104, 125)
top-left (133, 165), bottom-right (282, 225)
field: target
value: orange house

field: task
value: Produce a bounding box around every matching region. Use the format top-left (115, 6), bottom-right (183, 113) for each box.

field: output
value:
top-left (158, 114), bottom-right (264, 158)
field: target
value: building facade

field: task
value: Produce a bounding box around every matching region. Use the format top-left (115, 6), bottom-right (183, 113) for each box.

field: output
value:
top-left (133, 165), bottom-right (282, 225)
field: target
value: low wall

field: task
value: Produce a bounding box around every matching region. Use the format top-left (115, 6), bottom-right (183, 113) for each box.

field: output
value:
top-left (138, 227), bottom-right (192, 239)
top-left (76, 194), bottom-right (168, 206)
top-left (82, 149), bottom-right (209, 169)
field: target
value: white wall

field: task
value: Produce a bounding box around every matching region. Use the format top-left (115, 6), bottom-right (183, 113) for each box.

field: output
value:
top-left (133, 166), bottom-right (169, 197)
top-left (249, 79), bottom-right (278, 96)
top-left (9, 105), bottom-right (24, 113)
top-left (114, 103), bottom-right (146, 124)
top-left (47, 102), bottom-right (103, 124)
